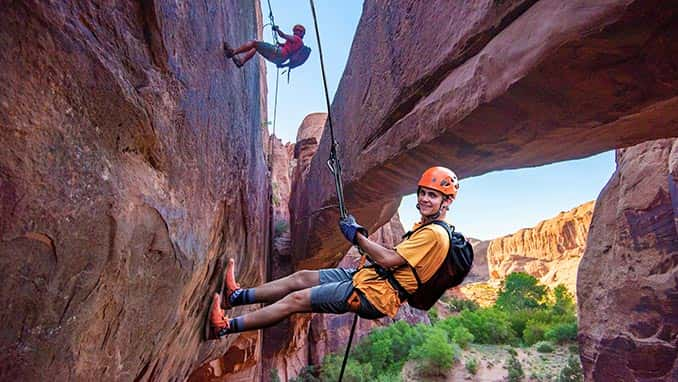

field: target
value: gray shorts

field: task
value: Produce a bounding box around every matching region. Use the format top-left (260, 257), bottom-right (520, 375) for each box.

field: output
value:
top-left (310, 268), bottom-right (385, 320)
top-left (254, 41), bottom-right (286, 65)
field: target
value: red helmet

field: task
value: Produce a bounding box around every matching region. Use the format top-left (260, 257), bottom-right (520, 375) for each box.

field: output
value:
top-left (418, 166), bottom-right (459, 197)
top-left (293, 24), bottom-right (306, 35)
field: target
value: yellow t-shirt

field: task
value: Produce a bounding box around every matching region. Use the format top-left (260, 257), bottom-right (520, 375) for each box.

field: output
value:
top-left (352, 222), bottom-right (450, 317)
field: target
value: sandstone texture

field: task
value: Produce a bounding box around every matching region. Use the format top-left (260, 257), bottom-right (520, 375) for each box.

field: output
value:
top-left (0, 1), bottom-right (269, 381)
top-left (291, 0), bottom-right (678, 271)
top-left (465, 238), bottom-right (490, 283)
top-left (487, 201), bottom-right (594, 293)
top-left (578, 139), bottom-right (678, 381)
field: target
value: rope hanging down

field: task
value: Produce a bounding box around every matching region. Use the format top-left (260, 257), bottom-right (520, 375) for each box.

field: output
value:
top-left (265, 0), bottom-right (280, 166)
top-left (309, 2), bottom-right (356, 381)
top-left (309, 0), bottom-right (348, 220)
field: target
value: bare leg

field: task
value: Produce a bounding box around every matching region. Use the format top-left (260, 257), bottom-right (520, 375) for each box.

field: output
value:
top-left (233, 40), bottom-right (257, 54)
top-left (233, 49), bottom-right (256, 67)
top-left (250, 269), bottom-right (319, 303)
top-left (239, 289), bottom-right (312, 331)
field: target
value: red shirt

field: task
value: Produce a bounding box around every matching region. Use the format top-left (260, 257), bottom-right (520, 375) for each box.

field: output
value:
top-left (280, 35), bottom-right (303, 58)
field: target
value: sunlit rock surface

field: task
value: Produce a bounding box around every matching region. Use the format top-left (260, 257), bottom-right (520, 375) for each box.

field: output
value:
top-left (487, 201), bottom-right (594, 294)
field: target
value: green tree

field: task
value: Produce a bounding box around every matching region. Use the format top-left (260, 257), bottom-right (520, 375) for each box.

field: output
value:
top-left (409, 327), bottom-right (458, 377)
top-left (496, 272), bottom-right (547, 311)
top-left (552, 284), bottom-right (575, 316)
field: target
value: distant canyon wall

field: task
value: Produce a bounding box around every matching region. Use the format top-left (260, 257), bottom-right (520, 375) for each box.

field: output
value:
top-left (486, 201), bottom-right (594, 293)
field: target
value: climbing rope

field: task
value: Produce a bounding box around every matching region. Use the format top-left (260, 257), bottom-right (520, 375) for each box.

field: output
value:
top-left (266, 0), bottom-right (280, 44)
top-left (308, 2), bottom-right (358, 381)
top-left (309, 0), bottom-right (348, 220)
top-left (265, 0), bottom-right (281, 167)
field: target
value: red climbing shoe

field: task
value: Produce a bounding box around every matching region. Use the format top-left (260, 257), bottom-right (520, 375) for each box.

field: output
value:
top-left (223, 42), bottom-right (235, 58)
top-left (232, 56), bottom-right (244, 68)
top-left (206, 293), bottom-right (229, 340)
top-left (221, 258), bottom-right (241, 309)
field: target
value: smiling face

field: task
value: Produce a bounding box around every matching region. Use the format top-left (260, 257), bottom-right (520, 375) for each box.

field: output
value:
top-left (293, 26), bottom-right (305, 38)
top-left (417, 186), bottom-right (451, 218)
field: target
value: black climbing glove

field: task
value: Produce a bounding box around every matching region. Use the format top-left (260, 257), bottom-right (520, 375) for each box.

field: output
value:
top-left (272, 24), bottom-right (279, 32)
top-left (339, 215), bottom-right (368, 245)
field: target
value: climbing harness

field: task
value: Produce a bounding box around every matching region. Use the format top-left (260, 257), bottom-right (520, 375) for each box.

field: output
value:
top-left (308, 2), bottom-right (360, 381)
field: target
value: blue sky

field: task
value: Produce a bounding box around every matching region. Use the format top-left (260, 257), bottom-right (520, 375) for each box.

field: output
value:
top-left (262, 1), bottom-right (616, 240)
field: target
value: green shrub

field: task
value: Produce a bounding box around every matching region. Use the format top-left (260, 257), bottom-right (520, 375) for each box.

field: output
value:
top-left (270, 368), bottom-right (281, 382)
top-left (320, 356), bottom-right (371, 382)
top-left (523, 320), bottom-right (548, 345)
top-left (557, 355), bottom-right (584, 382)
top-left (551, 285), bottom-right (575, 316)
top-left (428, 307), bottom-right (439, 324)
top-left (507, 309), bottom-right (532, 339)
top-left (568, 344), bottom-right (579, 354)
top-left (507, 354), bottom-right (524, 382)
top-left (451, 325), bottom-right (474, 349)
top-left (409, 327), bottom-right (458, 377)
top-left (445, 296), bottom-right (480, 312)
top-left (507, 347), bottom-right (517, 356)
top-left (465, 357), bottom-right (478, 375)
top-left (373, 373), bottom-right (400, 382)
top-left (351, 320), bottom-right (423, 377)
top-left (291, 365), bottom-right (320, 382)
top-left (458, 308), bottom-right (517, 344)
top-left (536, 341), bottom-right (555, 353)
top-left (545, 321), bottom-right (578, 344)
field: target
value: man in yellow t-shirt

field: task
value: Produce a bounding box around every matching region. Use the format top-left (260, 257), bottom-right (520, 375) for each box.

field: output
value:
top-left (207, 167), bottom-right (459, 339)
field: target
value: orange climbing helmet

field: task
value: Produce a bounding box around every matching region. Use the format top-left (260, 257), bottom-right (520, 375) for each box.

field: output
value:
top-left (418, 166), bottom-right (459, 198)
top-left (293, 24), bottom-right (306, 36)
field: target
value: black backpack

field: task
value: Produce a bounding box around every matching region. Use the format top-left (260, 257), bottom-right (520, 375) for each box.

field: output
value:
top-left (277, 45), bottom-right (311, 81)
top-left (372, 221), bottom-right (474, 311)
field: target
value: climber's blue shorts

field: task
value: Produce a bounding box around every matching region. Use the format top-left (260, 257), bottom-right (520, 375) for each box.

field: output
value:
top-left (254, 41), bottom-right (286, 65)
top-left (310, 268), bottom-right (385, 319)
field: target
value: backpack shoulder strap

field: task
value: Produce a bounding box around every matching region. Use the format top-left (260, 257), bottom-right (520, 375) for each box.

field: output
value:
top-left (401, 221), bottom-right (435, 240)
top-left (400, 220), bottom-right (451, 287)
top-left (431, 220), bottom-right (455, 235)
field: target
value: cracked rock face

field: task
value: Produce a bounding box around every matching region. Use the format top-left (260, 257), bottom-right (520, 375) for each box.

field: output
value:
top-left (0, 1), bottom-right (268, 380)
top-left (578, 139), bottom-right (678, 381)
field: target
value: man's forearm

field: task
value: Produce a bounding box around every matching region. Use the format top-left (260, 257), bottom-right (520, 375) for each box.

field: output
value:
top-left (355, 234), bottom-right (405, 269)
top-left (277, 30), bottom-right (292, 40)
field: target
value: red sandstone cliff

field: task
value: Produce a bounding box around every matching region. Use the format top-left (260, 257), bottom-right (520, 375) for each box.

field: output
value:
top-left (578, 139), bottom-right (678, 381)
top-left (486, 201), bottom-right (594, 294)
top-left (0, 1), bottom-right (269, 380)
